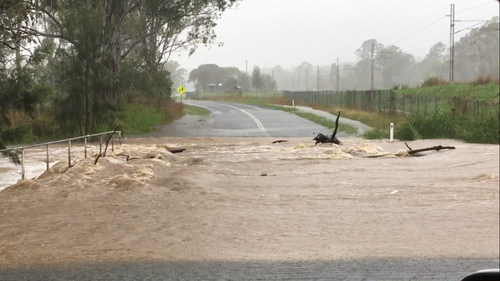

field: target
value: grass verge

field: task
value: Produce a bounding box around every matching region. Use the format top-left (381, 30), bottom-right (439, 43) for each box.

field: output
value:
top-left (294, 112), bottom-right (358, 135)
top-left (396, 110), bottom-right (499, 144)
top-left (115, 101), bottom-right (184, 136)
top-left (183, 105), bottom-right (211, 117)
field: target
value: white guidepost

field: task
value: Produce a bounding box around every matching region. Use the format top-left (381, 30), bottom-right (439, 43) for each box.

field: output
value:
top-left (292, 100), bottom-right (295, 108)
top-left (390, 123), bottom-right (394, 142)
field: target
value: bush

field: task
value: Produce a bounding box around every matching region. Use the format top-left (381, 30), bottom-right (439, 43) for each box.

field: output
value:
top-left (396, 110), bottom-right (499, 144)
top-left (421, 77), bottom-right (448, 87)
top-left (473, 75), bottom-right (492, 86)
top-left (363, 128), bottom-right (388, 140)
top-left (395, 122), bottom-right (421, 141)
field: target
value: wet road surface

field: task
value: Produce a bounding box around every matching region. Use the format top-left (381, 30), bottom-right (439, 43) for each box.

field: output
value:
top-left (135, 100), bottom-right (342, 138)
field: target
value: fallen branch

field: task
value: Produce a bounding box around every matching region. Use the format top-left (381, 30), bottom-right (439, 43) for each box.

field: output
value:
top-left (404, 142), bottom-right (455, 155)
top-left (272, 140), bottom-right (288, 144)
top-left (168, 148), bottom-right (186, 154)
top-left (94, 124), bottom-right (122, 164)
top-left (405, 142), bottom-right (413, 151)
top-left (313, 111), bottom-right (341, 145)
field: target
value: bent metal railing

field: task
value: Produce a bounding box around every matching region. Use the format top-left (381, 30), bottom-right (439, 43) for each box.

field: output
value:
top-left (0, 131), bottom-right (122, 181)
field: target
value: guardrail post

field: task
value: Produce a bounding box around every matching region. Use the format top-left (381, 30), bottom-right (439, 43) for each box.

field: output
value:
top-left (68, 140), bottom-right (71, 167)
top-left (21, 148), bottom-right (25, 180)
top-left (46, 144), bottom-right (49, 171)
top-left (111, 133), bottom-right (114, 152)
top-left (99, 135), bottom-right (103, 155)
top-left (84, 137), bottom-right (87, 159)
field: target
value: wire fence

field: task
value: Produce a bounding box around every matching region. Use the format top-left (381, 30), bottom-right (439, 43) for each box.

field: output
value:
top-left (195, 92), bottom-right (283, 99)
top-left (283, 90), bottom-right (498, 116)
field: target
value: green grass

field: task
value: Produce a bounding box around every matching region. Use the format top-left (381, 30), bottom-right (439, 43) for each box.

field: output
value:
top-left (395, 83), bottom-right (500, 102)
top-left (294, 112), bottom-right (358, 135)
top-left (199, 92), bottom-right (283, 99)
top-left (183, 105), bottom-right (210, 117)
top-left (396, 110), bottom-right (499, 143)
top-left (363, 128), bottom-right (389, 140)
top-left (115, 103), bottom-right (168, 135)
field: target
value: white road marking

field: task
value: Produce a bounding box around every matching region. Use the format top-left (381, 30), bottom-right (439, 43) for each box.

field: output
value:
top-left (240, 104), bottom-right (266, 111)
top-left (218, 104), bottom-right (266, 132)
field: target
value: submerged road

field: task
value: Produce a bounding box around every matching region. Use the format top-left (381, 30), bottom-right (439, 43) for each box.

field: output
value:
top-left (135, 100), bottom-right (342, 138)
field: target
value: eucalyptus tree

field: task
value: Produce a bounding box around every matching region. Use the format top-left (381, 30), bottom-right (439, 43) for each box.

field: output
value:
top-left (5, 0), bottom-right (240, 135)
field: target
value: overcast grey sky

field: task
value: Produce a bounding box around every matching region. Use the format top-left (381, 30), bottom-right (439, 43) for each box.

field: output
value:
top-left (174, 0), bottom-right (499, 72)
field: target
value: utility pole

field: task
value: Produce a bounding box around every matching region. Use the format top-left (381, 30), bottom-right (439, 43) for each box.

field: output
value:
top-left (306, 69), bottom-right (309, 91)
top-left (272, 70), bottom-right (275, 92)
top-left (449, 4), bottom-right (455, 82)
top-left (336, 57), bottom-right (340, 92)
top-left (317, 66), bottom-right (320, 91)
top-left (370, 42), bottom-right (374, 95)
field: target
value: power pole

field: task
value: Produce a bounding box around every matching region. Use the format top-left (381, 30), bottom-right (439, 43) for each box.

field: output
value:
top-left (306, 70), bottom-right (309, 91)
top-left (317, 66), bottom-right (320, 91)
top-left (370, 42), bottom-right (374, 95)
top-left (449, 4), bottom-right (455, 82)
top-left (272, 70), bottom-right (275, 92)
top-left (336, 57), bottom-right (340, 92)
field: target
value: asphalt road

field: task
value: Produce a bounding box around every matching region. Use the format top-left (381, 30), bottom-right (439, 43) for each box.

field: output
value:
top-left (135, 100), bottom-right (342, 139)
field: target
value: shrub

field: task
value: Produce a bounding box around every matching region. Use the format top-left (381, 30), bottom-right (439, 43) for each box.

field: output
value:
top-left (421, 77), bottom-right (448, 87)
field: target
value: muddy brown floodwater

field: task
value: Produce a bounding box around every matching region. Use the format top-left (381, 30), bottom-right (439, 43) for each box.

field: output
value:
top-left (0, 137), bottom-right (498, 279)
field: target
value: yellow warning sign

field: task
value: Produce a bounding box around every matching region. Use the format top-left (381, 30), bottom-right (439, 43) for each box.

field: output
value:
top-left (177, 85), bottom-right (186, 95)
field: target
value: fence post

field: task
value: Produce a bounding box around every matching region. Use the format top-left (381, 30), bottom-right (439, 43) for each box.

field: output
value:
top-left (111, 133), bottom-right (114, 152)
top-left (68, 140), bottom-right (71, 168)
top-left (46, 144), bottom-right (49, 171)
top-left (435, 95), bottom-right (437, 113)
top-left (378, 91), bottom-right (381, 113)
top-left (21, 148), bottom-right (25, 180)
top-left (84, 137), bottom-right (88, 159)
top-left (425, 96), bottom-right (427, 113)
top-left (402, 94), bottom-right (405, 114)
top-left (99, 135), bottom-right (103, 155)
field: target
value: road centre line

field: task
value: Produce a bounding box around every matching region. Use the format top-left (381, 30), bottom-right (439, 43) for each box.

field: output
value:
top-left (218, 103), bottom-right (266, 132)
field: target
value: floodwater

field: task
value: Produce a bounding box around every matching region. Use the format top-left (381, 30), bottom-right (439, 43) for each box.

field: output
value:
top-left (0, 137), bottom-right (498, 279)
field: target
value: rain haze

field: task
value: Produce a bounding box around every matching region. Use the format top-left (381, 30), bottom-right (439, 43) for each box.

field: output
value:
top-left (1, 0), bottom-right (499, 280)
top-left (175, 0), bottom-right (499, 72)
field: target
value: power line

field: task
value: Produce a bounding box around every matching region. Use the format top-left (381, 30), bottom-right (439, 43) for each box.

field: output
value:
top-left (388, 16), bottom-right (447, 45)
top-left (455, 21), bottom-right (492, 33)
top-left (381, 6), bottom-right (449, 41)
top-left (455, 1), bottom-right (497, 14)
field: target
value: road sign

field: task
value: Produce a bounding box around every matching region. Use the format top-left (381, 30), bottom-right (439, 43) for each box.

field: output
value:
top-left (177, 86), bottom-right (186, 95)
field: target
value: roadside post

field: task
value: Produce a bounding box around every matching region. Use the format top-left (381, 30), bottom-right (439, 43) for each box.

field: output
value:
top-left (177, 85), bottom-right (186, 104)
top-left (390, 123), bottom-right (394, 142)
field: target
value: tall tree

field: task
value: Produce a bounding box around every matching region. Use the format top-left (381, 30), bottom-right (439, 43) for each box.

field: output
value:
top-left (419, 42), bottom-right (447, 80)
top-left (252, 65), bottom-right (263, 91)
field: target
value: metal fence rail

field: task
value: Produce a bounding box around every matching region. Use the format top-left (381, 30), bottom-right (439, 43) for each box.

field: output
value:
top-left (283, 90), bottom-right (498, 115)
top-left (0, 131), bottom-right (122, 180)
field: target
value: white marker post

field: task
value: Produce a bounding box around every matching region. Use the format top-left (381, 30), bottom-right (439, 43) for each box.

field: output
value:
top-left (292, 100), bottom-right (295, 108)
top-left (389, 123), bottom-right (394, 142)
